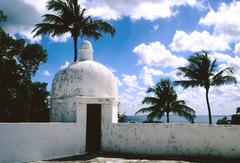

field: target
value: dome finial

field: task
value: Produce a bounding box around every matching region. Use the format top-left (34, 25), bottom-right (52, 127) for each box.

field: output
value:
top-left (79, 40), bottom-right (93, 61)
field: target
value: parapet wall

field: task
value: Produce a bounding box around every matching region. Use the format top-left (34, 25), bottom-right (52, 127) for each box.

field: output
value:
top-left (102, 123), bottom-right (240, 158)
top-left (0, 123), bottom-right (85, 163)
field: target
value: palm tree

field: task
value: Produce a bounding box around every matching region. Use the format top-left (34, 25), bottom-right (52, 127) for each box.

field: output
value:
top-left (174, 51), bottom-right (237, 124)
top-left (136, 79), bottom-right (196, 123)
top-left (32, 0), bottom-right (115, 62)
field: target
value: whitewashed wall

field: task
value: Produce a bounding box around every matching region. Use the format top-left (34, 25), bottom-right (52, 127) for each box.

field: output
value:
top-left (0, 123), bottom-right (85, 163)
top-left (102, 123), bottom-right (240, 158)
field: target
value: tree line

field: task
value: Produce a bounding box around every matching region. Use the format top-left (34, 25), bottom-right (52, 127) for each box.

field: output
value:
top-left (0, 11), bottom-right (49, 122)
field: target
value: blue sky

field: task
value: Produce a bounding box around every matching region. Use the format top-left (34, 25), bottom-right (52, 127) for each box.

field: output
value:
top-left (2, 0), bottom-right (240, 115)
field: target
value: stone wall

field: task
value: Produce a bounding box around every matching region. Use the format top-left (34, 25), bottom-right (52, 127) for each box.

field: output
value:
top-left (102, 123), bottom-right (240, 158)
top-left (0, 123), bottom-right (85, 163)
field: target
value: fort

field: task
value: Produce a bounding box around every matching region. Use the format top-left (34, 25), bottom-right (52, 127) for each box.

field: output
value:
top-left (1, 41), bottom-right (240, 162)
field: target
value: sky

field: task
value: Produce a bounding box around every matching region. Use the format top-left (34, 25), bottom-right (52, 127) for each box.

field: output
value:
top-left (1, 0), bottom-right (240, 115)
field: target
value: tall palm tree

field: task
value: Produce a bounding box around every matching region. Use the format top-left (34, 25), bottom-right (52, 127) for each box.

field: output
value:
top-left (174, 51), bottom-right (237, 124)
top-left (136, 79), bottom-right (196, 123)
top-left (32, 0), bottom-right (115, 62)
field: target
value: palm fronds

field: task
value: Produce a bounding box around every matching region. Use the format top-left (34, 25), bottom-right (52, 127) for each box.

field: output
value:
top-left (136, 79), bottom-right (195, 123)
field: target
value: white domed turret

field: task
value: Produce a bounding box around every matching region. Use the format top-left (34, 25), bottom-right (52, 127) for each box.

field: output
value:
top-left (51, 61), bottom-right (117, 99)
top-left (50, 41), bottom-right (118, 122)
top-left (79, 40), bottom-right (93, 61)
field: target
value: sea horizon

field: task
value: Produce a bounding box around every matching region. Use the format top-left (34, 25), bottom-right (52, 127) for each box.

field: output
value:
top-left (124, 114), bottom-right (232, 124)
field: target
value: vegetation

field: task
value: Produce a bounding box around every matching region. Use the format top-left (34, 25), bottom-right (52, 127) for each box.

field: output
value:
top-left (175, 51), bottom-right (237, 124)
top-left (118, 112), bottom-right (127, 123)
top-left (0, 11), bottom-right (49, 122)
top-left (216, 116), bottom-right (230, 125)
top-left (0, 10), bottom-right (7, 25)
top-left (32, 0), bottom-right (116, 62)
top-left (136, 79), bottom-right (196, 123)
top-left (216, 107), bottom-right (240, 125)
top-left (231, 107), bottom-right (240, 124)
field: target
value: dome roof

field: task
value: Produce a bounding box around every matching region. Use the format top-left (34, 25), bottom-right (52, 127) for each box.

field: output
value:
top-left (51, 41), bottom-right (118, 99)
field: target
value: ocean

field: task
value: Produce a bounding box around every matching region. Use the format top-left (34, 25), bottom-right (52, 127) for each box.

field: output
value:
top-left (124, 114), bottom-right (232, 124)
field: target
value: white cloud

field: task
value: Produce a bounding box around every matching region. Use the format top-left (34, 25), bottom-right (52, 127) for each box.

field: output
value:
top-left (108, 66), bottom-right (116, 73)
top-left (122, 74), bottom-right (139, 88)
top-left (60, 61), bottom-right (70, 69)
top-left (116, 77), bottom-right (123, 87)
top-left (170, 30), bottom-right (230, 52)
top-left (22, 0), bottom-right (48, 14)
top-left (87, 5), bottom-right (120, 20)
top-left (43, 70), bottom-right (51, 77)
top-left (0, 0), bottom-right (43, 42)
top-left (86, 0), bottom-right (199, 21)
top-left (140, 66), bottom-right (163, 86)
top-left (153, 25), bottom-right (159, 31)
top-left (133, 41), bottom-right (187, 68)
top-left (199, 1), bottom-right (240, 42)
top-left (50, 33), bottom-right (71, 43)
top-left (235, 42), bottom-right (240, 55)
top-left (210, 52), bottom-right (240, 69)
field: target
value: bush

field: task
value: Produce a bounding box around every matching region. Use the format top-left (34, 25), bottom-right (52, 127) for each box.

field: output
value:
top-left (231, 114), bottom-right (240, 125)
top-left (216, 116), bottom-right (230, 125)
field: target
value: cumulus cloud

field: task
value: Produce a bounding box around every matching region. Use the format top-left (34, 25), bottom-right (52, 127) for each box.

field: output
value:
top-left (140, 66), bottom-right (163, 86)
top-left (50, 33), bottom-right (71, 43)
top-left (119, 74), bottom-right (146, 114)
top-left (116, 77), bottom-right (123, 87)
top-left (199, 1), bottom-right (240, 42)
top-left (43, 70), bottom-right (51, 76)
top-left (86, 0), bottom-right (199, 21)
top-left (153, 25), bottom-right (159, 31)
top-left (60, 61), bottom-right (70, 69)
top-left (170, 30), bottom-right (230, 52)
top-left (133, 41), bottom-right (187, 68)
top-left (122, 74), bottom-right (139, 88)
top-left (0, 0), bottom-right (43, 42)
top-left (235, 42), bottom-right (240, 55)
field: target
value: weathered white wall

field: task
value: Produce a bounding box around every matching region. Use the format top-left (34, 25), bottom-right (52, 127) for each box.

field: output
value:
top-left (102, 123), bottom-right (240, 158)
top-left (0, 97), bottom-right (117, 163)
top-left (0, 123), bottom-right (85, 163)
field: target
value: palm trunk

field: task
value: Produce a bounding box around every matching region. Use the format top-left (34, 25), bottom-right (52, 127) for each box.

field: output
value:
top-left (166, 111), bottom-right (169, 123)
top-left (206, 88), bottom-right (212, 124)
top-left (73, 36), bottom-right (78, 62)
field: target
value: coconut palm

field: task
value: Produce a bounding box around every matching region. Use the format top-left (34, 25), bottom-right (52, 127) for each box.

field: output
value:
top-left (32, 0), bottom-right (115, 62)
top-left (174, 51), bottom-right (237, 124)
top-left (136, 79), bottom-right (196, 123)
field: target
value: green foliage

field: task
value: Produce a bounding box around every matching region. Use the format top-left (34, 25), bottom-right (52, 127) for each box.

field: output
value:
top-left (136, 79), bottom-right (196, 123)
top-left (32, 0), bottom-right (116, 62)
top-left (0, 26), bottom-right (49, 122)
top-left (236, 107), bottom-right (240, 114)
top-left (118, 112), bottom-right (127, 123)
top-left (231, 115), bottom-right (240, 125)
top-left (0, 10), bottom-right (7, 25)
top-left (231, 107), bottom-right (240, 125)
top-left (175, 51), bottom-right (237, 124)
top-left (216, 116), bottom-right (230, 125)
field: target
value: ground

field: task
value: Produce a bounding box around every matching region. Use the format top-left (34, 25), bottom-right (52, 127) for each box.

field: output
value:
top-left (31, 153), bottom-right (240, 163)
